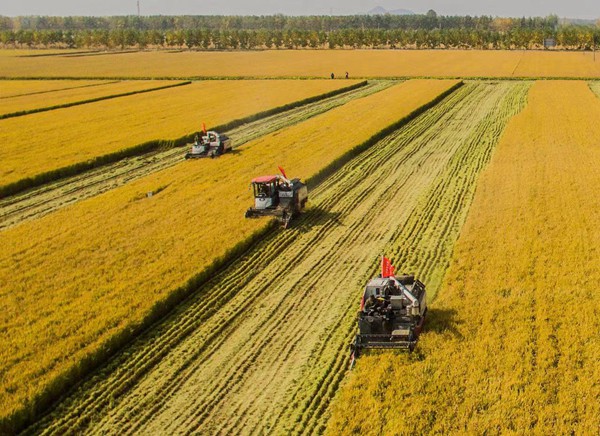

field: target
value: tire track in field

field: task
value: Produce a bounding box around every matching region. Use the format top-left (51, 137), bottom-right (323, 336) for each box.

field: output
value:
top-left (0, 80), bottom-right (393, 231)
top-left (304, 82), bottom-right (530, 434)
top-left (26, 82), bottom-right (526, 436)
top-left (261, 81), bottom-right (531, 435)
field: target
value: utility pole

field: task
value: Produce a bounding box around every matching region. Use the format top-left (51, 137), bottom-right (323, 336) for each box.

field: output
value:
top-left (137, 0), bottom-right (140, 16)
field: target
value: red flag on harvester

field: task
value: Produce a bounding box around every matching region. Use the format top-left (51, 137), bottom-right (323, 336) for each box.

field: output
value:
top-left (202, 122), bottom-right (207, 134)
top-left (278, 166), bottom-right (288, 179)
top-left (381, 256), bottom-right (395, 278)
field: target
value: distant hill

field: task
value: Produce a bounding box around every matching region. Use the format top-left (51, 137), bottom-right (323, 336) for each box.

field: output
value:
top-left (559, 17), bottom-right (597, 26)
top-left (367, 6), bottom-right (415, 15)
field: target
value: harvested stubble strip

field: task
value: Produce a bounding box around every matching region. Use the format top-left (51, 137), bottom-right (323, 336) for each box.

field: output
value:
top-left (0, 79), bottom-right (356, 192)
top-left (0, 79), bottom-right (459, 431)
top-left (326, 81), bottom-right (600, 435)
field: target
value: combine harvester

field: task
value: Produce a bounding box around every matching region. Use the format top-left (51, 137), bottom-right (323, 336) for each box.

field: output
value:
top-left (245, 167), bottom-right (308, 228)
top-left (185, 124), bottom-right (232, 159)
top-left (350, 256), bottom-right (427, 367)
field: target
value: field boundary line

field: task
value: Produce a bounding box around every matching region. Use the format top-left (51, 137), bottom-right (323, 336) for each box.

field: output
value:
top-left (15, 50), bottom-right (103, 58)
top-left (2, 75), bottom-right (600, 81)
top-left (0, 80), bottom-right (368, 199)
top-left (0, 81), bottom-right (192, 120)
top-left (0, 80), bottom-right (120, 99)
top-left (2, 79), bottom-right (461, 435)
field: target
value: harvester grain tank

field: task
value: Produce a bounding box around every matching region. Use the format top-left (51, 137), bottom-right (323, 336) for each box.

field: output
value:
top-left (244, 167), bottom-right (308, 228)
top-left (350, 256), bottom-right (427, 366)
top-left (185, 130), bottom-right (232, 159)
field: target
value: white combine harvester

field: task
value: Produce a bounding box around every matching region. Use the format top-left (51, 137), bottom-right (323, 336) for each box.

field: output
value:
top-left (185, 129), bottom-right (232, 159)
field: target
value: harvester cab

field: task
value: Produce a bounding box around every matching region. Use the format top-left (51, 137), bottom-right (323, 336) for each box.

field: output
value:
top-left (185, 130), bottom-right (232, 159)
top-left (350, 257), bottom-right (427, 366)
top-left (244, 167), bottom-right (308, 228)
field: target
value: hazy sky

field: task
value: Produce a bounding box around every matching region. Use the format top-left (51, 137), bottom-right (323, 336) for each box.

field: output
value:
top-left (0, 0), bottom-right (598, 19)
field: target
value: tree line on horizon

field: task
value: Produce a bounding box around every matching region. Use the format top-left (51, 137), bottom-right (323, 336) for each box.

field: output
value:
top-left (1, 13), bottom-right (598, 50)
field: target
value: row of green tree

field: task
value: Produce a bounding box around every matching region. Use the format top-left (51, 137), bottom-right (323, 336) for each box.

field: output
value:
top-left (0, 14), bottom-right (563, 32)
top-left (2, 27), bottom-right (599, 50)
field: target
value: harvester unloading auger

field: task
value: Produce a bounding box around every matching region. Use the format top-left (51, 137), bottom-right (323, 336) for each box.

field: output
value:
top-left (350, 256), bottom-right (427, 368)
top-left (244, 167), bottom-right (308, 228)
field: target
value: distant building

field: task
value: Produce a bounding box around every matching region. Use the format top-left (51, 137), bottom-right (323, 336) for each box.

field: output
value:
top-left (544, 38), bottom-right (556, 49)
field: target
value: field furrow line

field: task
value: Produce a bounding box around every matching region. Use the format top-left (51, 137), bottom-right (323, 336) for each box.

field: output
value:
top-left (287, 82), bottom-right (531, 435)
top-left (388, 82), bottom-right (530, 292)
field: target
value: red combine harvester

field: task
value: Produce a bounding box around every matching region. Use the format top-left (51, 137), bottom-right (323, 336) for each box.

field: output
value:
top-left (244, 167), bottom-right (308, 228)
top-left (350, 256), bottom-right (428, 368)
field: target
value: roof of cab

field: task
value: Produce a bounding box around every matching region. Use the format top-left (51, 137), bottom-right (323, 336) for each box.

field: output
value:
top-left (251, 175), bottom-right (279, 183)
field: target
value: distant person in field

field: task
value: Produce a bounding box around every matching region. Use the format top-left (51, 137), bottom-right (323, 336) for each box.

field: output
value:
top-left (330, 72), bottom-right (335, 79)
top-left (345, 72), bottom-right (349, 79)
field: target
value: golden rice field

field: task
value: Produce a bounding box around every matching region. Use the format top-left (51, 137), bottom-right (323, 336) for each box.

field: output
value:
top-left (0, 79), bottom-right (459, 428)
top-left (0, 79), bottom-right (353, 191)
top-left (23, 81), bottom-right (531, 435)
top-left (0, 79), bottom-right (114, 98)
top-left (326, 81), bottom-right (600, 434)
top-left (4, 45), bottom-right (600, 435)
top-left (0, 81), bottom-right (392, 231)
top-left (1, 49), bottom-right (600, 78)
top-left (0, 79), bottom-right (182, 117)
